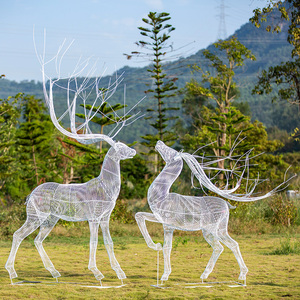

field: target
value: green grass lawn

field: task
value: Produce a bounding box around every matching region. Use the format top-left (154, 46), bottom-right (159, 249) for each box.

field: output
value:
top-left (0, 222), bottom-right (299, 299)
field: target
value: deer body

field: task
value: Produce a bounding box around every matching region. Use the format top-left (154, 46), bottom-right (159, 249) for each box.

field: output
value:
top-left (147, 150), bottom-right (233, 232)
top-left (27, 148), bottom-right (121, 222)
top-left (136, 141), bottom-right (248, 282)
top-left (28, 179), bottom-right (116, 222)
top-left (5, 143), bottom-right (135, 283)
top-left (151, 193), bottom-right (232, 232)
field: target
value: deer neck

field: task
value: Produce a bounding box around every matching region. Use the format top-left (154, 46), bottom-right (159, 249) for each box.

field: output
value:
top-left (148, 158), bottom-right (183, 205)
top-left (98, 147), bottom-right (121, 184)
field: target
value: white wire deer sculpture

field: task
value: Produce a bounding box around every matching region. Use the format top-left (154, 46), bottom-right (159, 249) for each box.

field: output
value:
top-left (5, 40), bottom-right (144, 285)
top-left (135, 140), bottom-right (293, 285)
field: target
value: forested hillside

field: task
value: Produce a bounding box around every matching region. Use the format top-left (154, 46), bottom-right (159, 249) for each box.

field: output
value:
top-left (0, 11), bottom-right (298, 142)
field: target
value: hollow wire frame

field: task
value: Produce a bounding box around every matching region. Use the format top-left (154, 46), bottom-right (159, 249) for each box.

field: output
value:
top-left (135, 140), bottom-right (292, 283)
top-left (5, 143), bottom-right (135, 283)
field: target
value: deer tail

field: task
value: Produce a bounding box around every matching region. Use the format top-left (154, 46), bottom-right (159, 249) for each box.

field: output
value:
top-left (227, 202), bottom-right (236, 209)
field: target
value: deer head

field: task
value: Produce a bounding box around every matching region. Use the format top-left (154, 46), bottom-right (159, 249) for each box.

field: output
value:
top-left (155, 141), bottom-right (180, 164)
top-left (108, 142), bottom-right (136, 161)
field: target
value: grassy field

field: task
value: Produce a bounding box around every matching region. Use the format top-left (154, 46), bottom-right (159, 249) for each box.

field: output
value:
top-left (0, 222), bottom-right (299, 299)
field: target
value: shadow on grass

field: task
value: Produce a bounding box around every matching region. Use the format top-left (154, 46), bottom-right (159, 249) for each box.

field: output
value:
top-left (252, 281), bottom-right (288, 287)
top-left (62, 272), bottom-right (91, 278)
top-left (128, 274), bottom-right (150, 279)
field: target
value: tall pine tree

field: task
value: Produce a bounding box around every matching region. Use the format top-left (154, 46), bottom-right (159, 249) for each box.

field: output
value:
top-left (125, 12), bottom-right (179, 172)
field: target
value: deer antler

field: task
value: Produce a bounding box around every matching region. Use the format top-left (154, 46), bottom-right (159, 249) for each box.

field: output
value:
top-left (35, 32), bottom-right (144, 147)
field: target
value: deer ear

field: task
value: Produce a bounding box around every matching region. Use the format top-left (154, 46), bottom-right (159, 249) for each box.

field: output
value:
top-left (174, 154), bottom-right (181, 161)
top-left (112, 142), bottom-right (120, 150)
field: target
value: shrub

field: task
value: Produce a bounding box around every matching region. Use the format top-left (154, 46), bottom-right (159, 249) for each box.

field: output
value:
top-left (269, 236), bottom-right (300, 255)
top-left (0, 203), bottom-right (27, 238)
top-left (110, 200), bottom-right (135, 224)
top-left (266, 195), bottom-right (298, 226)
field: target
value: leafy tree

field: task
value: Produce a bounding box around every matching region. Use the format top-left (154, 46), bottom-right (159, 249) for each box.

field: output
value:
top-left (251, 0), bottom-right (300, 57)
top-left (181, 106), bottom-right (254, 155)
top-left (252, 59), bottom-right (300, 108)
top-left (125, 11), bottom-right (179, 172)
top-left (179, 88), bottom-right (209, 134)
top-left (0, 93), bottom-right (23, 204)
top-left (250, 0), bottom-right (300, 138)
top-left (119, 155), bottom-right (152, 199)
top-left (186, 37), bottom-right (255, 110)
top-left (16, 95), bottom-right (59, 188)
top-left (183, 37), bottom-right (256, 176)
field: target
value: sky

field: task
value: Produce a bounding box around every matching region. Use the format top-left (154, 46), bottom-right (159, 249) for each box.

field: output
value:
top-left (0, 0), bottom-right (269, 82)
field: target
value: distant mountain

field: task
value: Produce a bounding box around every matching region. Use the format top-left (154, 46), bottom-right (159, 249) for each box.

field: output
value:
top-left (0, 10), bottom-right (298, 143)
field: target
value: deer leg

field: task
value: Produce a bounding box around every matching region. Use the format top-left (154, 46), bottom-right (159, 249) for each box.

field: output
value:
top-left (100, 220), bottom-right (126, 280)
top-left (200, 229), bottom-right (224, 280)
top-left (34, 215), bottom-right (60, 279)
top-left (217, 223), bottom-right (248, 281)
top-left (5, 213), bottom-right (44, 280)
top-left (135, 212), bottom-right (162, 251)
top-left (88, 221), bottom-right (104, 281)
top-left (161, 225), bottom-right (174, 282)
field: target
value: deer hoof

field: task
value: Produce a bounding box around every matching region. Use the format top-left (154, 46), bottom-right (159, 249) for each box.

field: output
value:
top-left (200, 271), bottom-right (209, 280)
top-left (89, 266), bottom-right (104, 280)
top-left (238, 268), bottom-right (248, 281)
top-left (161, 273), bottom-right (170, 281)
top-left (50, 270), bottom-right (61, 278)
top-left (9, 271), bottom-right (18, 279)
top-left (95, 273), bottom-right (105, 281)
top-left (6, 266), bottom-right (17, 279)
top-left (238, 273), bottom-right (247, 281)
top-left (116, 269), bottom-right (126, 280)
